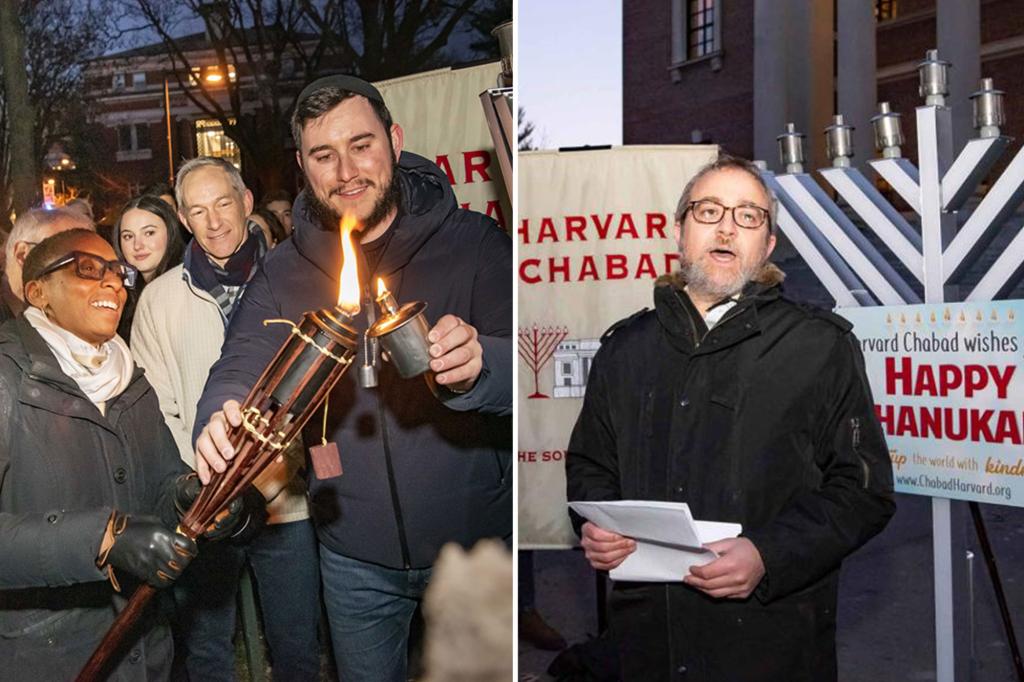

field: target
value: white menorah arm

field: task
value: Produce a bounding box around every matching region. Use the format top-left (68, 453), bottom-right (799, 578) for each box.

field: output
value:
top-left (774, 206), bottom-right (866, 308)
top-left (820, 167), bottom-right (924, 284)
top-left (762, 172), bottom-right (869, 307)
top-left (868, 157), bottom-right (922, 214)
top-left (966, 220), bottom-right (1024, 301)
top-left (942, 142), bottom-right (1024, 282)
top-left (775, 174), bottom-right (918, 305)
top-left (941, 136), bottom-right (1010, 212)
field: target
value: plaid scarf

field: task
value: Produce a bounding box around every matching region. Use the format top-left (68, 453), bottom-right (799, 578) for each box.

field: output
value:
top-left (184, 223), bottom-right (266, 325)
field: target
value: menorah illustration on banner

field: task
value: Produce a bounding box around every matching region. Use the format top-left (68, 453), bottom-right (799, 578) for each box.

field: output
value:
top-left (763, 48), bottom-right (1023, 682)
top-left (517, 324), bottom-right (567, 399)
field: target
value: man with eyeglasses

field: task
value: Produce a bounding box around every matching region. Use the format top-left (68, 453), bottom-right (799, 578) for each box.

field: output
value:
top-left (566, 154), bottom-right (895, 682)
top-left (1, 207), bottom-right (95, 323)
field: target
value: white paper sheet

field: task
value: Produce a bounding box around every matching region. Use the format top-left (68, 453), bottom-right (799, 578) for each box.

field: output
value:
top-left (568, 500), bottom-right (742, 582)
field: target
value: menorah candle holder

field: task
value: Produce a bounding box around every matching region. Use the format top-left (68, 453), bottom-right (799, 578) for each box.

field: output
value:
top-left (367, 282), bottom-right (433, 380)
top-left (77, 306), bottom-right (359, 682)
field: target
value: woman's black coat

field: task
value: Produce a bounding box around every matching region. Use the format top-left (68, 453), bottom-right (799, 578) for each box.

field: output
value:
top-left (0, 317), bottom-right (185, 681)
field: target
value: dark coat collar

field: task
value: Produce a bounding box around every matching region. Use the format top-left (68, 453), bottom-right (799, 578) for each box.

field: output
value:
top-left (653, 262), bottom-right (785, 353)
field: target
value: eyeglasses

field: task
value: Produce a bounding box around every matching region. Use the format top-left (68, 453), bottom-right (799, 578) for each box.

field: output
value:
top-left (36, 251), bottom-right (139, 288)
top-left (686, 199), bottom-right (771, 230)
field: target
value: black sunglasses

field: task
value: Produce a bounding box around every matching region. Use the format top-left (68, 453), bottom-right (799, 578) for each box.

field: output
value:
top-left (36, 251), bottom-right (139, 289)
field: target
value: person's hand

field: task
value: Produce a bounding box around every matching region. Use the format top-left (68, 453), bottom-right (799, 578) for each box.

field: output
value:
top-left (194, 400), bottom-right (243, 484)
top-left (684, 537), bottom-right (765, 599)
top-left (173, 474), bottom-right (266, 541)
top-left (427, 314), bottom-right (482, 392)
top-left (97, 511), bottom-right (197, 590)
top-left (580, 521), bottom-right (636, 571)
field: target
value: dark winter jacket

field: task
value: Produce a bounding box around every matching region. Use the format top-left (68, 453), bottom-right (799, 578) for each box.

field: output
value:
top-left (0, 317), bottom-right (185, 681)
top-left (566, 265), bottom-right (896, 682)
top-left (195, 151), bottom-right (512, 569)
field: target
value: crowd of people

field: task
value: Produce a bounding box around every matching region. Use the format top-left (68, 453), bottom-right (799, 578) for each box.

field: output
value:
top-left (0, 74), bottom-right (513, 681)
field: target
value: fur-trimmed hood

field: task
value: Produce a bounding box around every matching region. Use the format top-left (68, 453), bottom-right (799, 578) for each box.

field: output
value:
top-left (652, 261), bottom-right (786, 353)
top-left (655, 261), bottom-right (786, 291)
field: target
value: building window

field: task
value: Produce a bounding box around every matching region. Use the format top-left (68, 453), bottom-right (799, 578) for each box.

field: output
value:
top-left (671, 0), bottom-right (721, 73)
top-left (118, 124), bottom-right (150, 151)
top-left (131, 72), bottom-right (146, 89)
top-left (874, 0), bottom-right (897, 21)
top-left (687, 0), bottom-right (716, 59)
top-left (116, 123), bottom-right (153, 162)
top-left (112, 73), bottom-right (125, 90)
top-left (195, 118), bottom-right (241, 169)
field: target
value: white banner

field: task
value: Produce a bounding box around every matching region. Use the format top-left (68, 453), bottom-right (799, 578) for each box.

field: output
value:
top-left (375, 63), bottom-right (509, 230)
top-left (518, 145), bottom-right (718, 548)
top-left (840, 301), bottom-right (1024, 507)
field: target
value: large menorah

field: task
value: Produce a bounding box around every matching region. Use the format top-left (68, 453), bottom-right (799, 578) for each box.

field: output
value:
top-left (764, 49), bottom-right (1023, 682)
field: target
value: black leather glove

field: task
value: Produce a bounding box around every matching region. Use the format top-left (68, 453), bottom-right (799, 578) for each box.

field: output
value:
top-left (174, 473), bottom-right (267, 542)
top-left (96, 510), bottom-right (197, 591)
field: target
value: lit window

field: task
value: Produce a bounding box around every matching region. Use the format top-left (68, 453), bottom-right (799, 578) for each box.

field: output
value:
top-left (687, 0), bottom-right (716, 59)
top-left (195, 118), bottom-right (241, 169)
top-left (875, 1), bottom-right (897, 21)
top-left (189, 64), bottom-right (237, 86)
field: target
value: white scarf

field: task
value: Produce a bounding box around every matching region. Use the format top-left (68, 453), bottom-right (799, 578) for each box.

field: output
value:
top-left (24, 306), bottom-right (134, 413)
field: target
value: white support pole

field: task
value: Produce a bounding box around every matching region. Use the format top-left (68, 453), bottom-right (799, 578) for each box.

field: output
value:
top-left (916, 106), bottom-right (956, 302)
top-left (916, 103), bottom-right (962, 682)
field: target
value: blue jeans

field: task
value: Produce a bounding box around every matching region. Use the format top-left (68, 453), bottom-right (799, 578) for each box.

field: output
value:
top-left (174, 519), bottom-right (321, 681)
top-left (320, 545), bottom-right (432, 682)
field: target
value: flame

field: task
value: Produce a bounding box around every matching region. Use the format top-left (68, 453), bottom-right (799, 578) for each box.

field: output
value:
top-left (377, 277), bottom-right (387, 297)
top-left (337, 215), bottom-right (361, 315)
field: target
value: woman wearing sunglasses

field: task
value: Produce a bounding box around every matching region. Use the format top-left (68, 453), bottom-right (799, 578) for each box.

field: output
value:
top-left (0, 229), bottom-right (199, 679)
top-left (113, 195), bottom-right (186, 343)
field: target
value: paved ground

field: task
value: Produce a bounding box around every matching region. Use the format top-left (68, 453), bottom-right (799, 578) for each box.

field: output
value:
top-left (520, 494), bottom-right (1024, 681)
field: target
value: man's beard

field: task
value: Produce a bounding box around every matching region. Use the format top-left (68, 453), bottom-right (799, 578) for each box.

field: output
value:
top-left (305, 160), bottom-right (401, 233)
top-left (680, 245), bottom-right (767, 301)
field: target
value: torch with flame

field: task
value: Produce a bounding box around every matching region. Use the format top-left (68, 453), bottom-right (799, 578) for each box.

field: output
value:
top-left (337, 214), bottom-right (361, 317)
top-left (78, 217), bottom-right (366, 682)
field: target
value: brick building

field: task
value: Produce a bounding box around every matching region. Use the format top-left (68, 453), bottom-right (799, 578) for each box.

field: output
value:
top-left (81, 30), bottom-right (325, 220)
top-left (623, 0), bottom-right (1024, 173)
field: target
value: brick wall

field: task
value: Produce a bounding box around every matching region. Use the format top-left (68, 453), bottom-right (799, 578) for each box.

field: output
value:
top-left (623, 0), bottom-right (755, 156)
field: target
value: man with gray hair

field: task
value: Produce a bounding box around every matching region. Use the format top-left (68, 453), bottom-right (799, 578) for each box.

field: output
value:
top-left (566, 154), bottom-right (895, 681)
top-left (131, 156), bottom-right (320, 680)
top-left (1, 207), bottom-right (94, 322)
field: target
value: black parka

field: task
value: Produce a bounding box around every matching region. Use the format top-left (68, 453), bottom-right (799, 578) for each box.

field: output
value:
top-left (566, 266), bottom-right (896, 682)
top-left (0, 317), bottom-right (185, 681)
